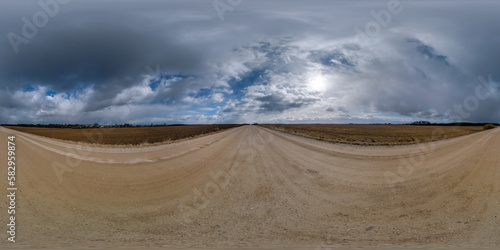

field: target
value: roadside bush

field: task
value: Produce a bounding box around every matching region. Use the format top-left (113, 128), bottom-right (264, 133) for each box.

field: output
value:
top-left (484, 123), bottom-right (495, 130)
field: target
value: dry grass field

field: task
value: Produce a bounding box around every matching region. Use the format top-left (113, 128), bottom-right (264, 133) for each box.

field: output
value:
top-left (4, 124), bottom-right (242, 145)
top-left (261, 124), bottom-right (484, 146)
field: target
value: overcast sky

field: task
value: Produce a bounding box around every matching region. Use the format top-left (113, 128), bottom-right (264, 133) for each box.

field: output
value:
top-left (0, 0), bottom-right (499, 124)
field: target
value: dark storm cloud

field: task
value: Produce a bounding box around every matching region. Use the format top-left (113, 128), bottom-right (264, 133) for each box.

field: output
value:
top-left (256, 94), bottom-right (318, 113)
top-left (406, 38), bottom-right (449, 65)
top-left (0, 0), bottom-right (233, 119)
top-left (0, 2), bottom-right (206, 91)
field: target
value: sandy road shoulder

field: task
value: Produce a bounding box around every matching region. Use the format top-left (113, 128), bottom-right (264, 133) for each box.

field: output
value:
top-left (0, 126), bottom-right (246, 164)
top-left (258, 125), bottom-right (497, 158)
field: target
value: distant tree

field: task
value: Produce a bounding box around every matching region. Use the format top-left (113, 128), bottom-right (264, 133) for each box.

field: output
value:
top-left (411, 121), bottom-right (431, 125)
top-left (484, 123), bottom-right (495, 130)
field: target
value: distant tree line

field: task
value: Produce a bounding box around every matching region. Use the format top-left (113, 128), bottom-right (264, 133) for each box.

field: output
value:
top-left (3, 123), bottom-right (179, 129)
top-left (410, 121), bottom-right (499, 126)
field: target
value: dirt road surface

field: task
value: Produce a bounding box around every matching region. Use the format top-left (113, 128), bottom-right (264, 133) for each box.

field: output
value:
top-left (0, 125), bottom-right (499, 249)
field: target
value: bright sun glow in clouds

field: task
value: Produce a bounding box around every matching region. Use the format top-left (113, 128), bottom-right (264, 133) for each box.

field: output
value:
top-left (308, 74), bottom-right (328, 92)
